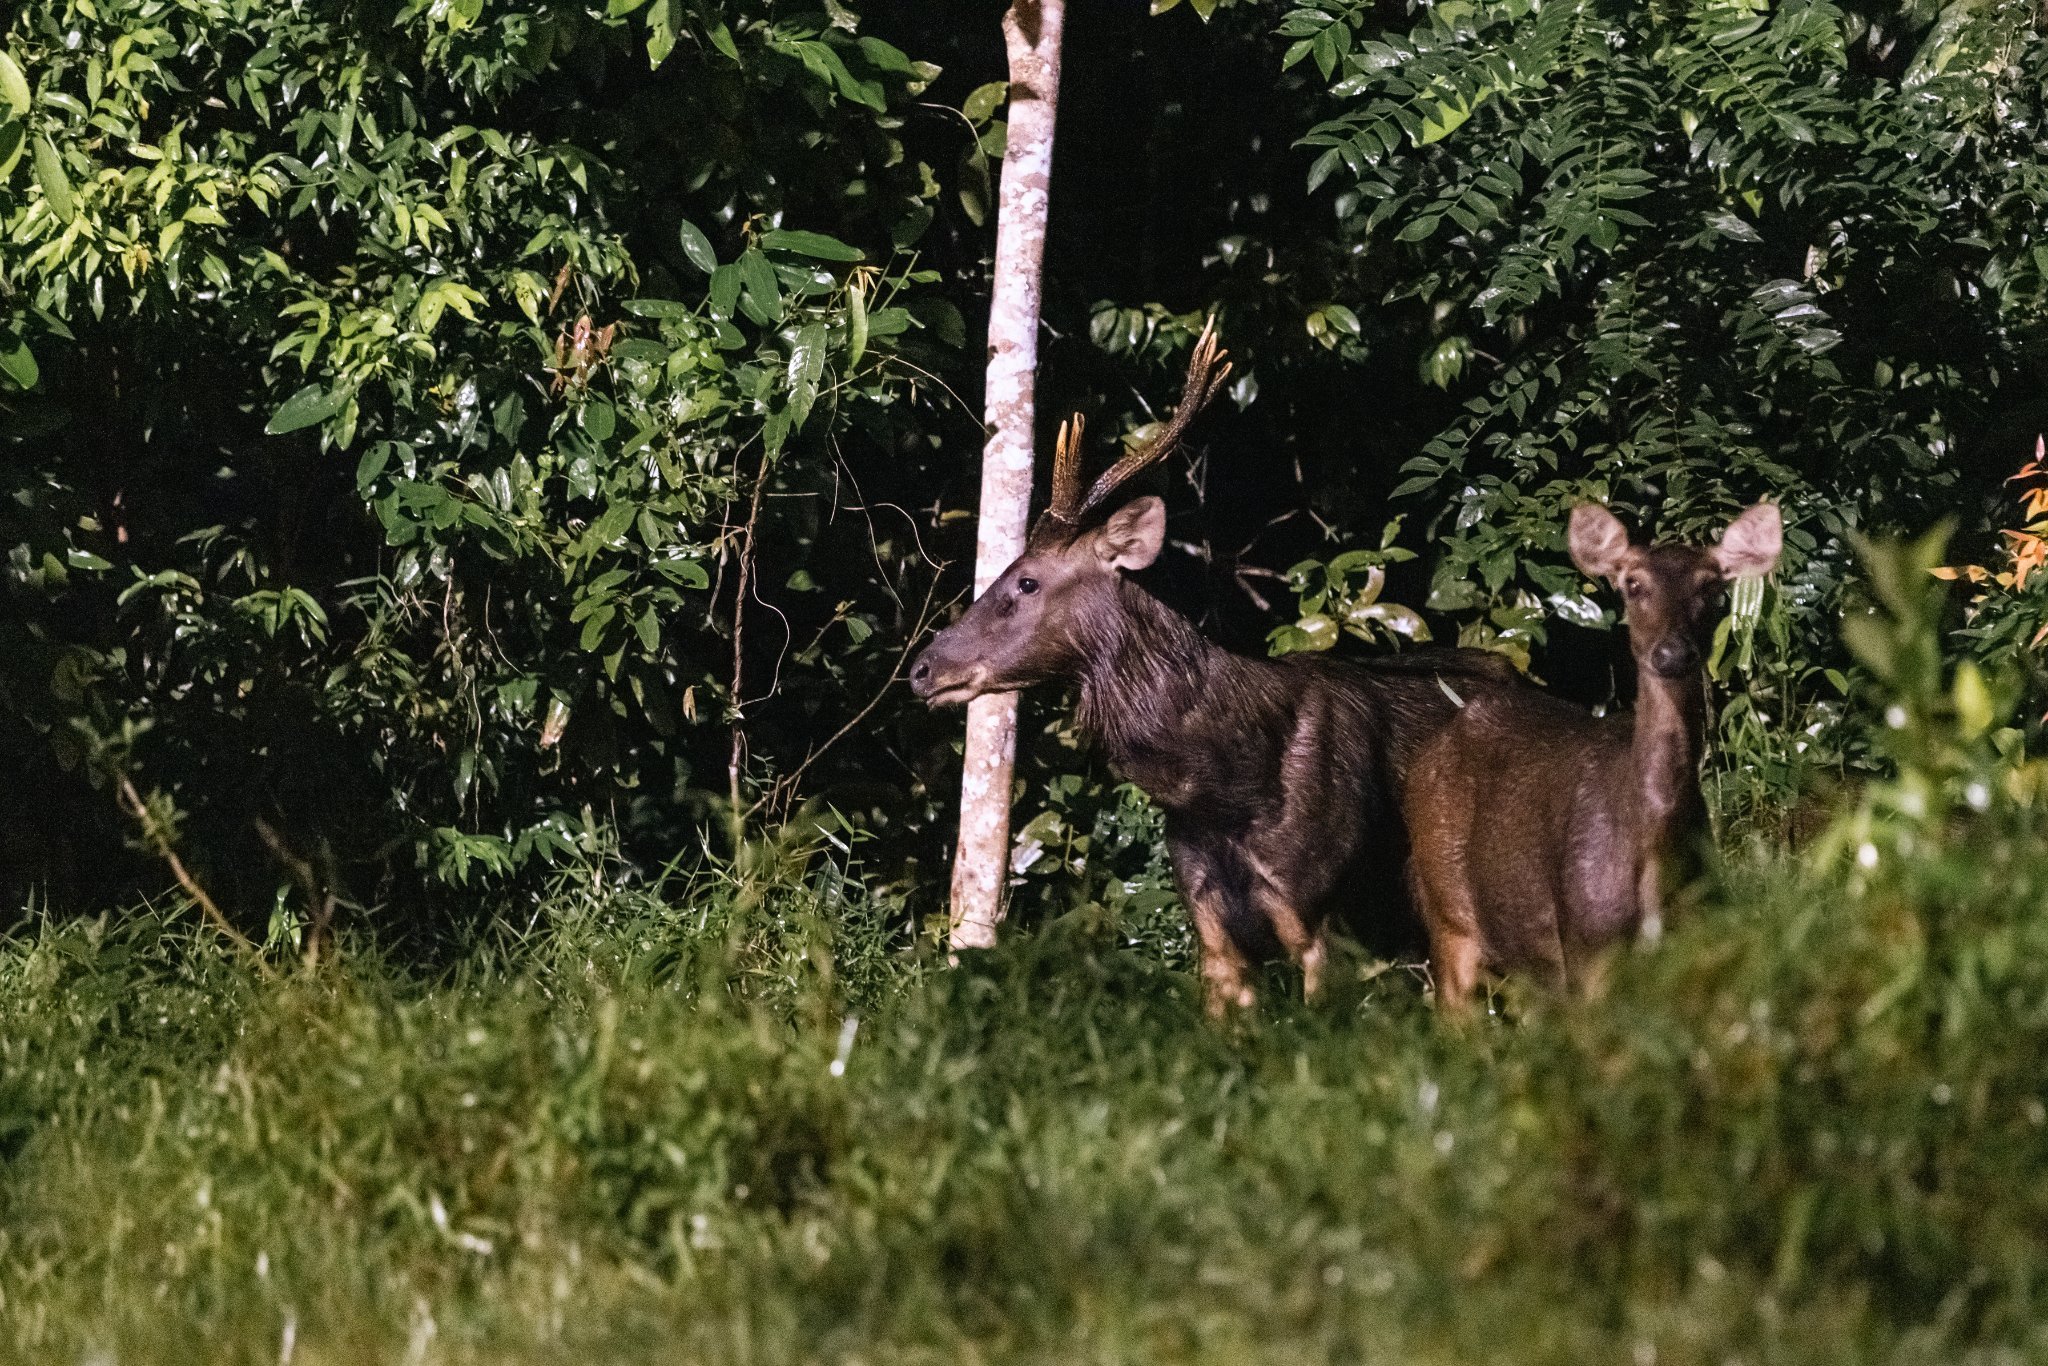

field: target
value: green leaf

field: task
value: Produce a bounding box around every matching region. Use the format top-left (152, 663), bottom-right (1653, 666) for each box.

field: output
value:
top-left (676, 217), bottom-right (717, 273)
top-left (644, 0), bottom-right (676, 65)
top-left (1394, 214), bottom-right (1440, 243)
top-left (579, 604), bottom-right (616, 652)
top-left (847, 275), bottom-right (868, 368)
top-left (708, 22), bottom-right (742, 63)
top-left (355, 443), bottom-right (392, 492)
top-left (32, 137), bottom-right (74, 221)
top-left (0, 119), bottom-right (23, 181)
top-left (265, 384), bottom-right (346, 435)
top-left (0, 331), bottom-right (36, 390)
top-left (0, 47), bottom-right (29, 116)
top-left (709, 263), bottom-right (742, 321)
top-left (788, 321), bottom-right (828, 429)
top-left (736, 249), bottom-right (781, 326)
top-left (760, 229), bottom-right (863, 262)
top-left (963, 81), bottom-right (1008, 123)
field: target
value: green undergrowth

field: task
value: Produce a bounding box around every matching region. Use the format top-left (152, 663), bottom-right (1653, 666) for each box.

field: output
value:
top-left (3, 810), bottom-right (2046, 1366)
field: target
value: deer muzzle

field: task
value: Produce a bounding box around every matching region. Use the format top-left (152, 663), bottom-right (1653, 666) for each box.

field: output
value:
top-left (1647, 635), bottom-right (1701, 679)
top-left (908, 633), bottom-right (993, 708)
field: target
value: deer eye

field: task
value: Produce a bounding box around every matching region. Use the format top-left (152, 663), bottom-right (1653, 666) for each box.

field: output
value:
top-left (1017, 576), bottom-right (1040, 595)
top-left (1622, 577), bottom-right (1644, 598)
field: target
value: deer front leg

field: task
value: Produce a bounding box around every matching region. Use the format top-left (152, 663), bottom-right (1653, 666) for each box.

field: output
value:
top-left (1254, 885), bottom-right (1329, 1002)
top-left (1406, 836), bottom-right (1484, 1013)
top-left (1191, 899), bottom-right (1257, 1018)
top-left (1169, 833), bottom-right (1257, 1017)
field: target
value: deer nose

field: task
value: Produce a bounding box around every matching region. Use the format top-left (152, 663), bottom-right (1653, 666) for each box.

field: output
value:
top-left (1648, 637), bottom-right (1699, 679)
top-left (909, 656), bottom-right (934, 696)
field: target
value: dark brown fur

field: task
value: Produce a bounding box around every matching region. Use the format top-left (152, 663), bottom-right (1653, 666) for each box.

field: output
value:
top-left (912, 493), bottom-right (1518, 1012)
top-left (1403, 504), bottom-right (1783, 1009)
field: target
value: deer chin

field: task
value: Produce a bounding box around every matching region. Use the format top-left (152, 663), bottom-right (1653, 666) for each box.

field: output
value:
top-left (923, 680), bottom-right (991, 708)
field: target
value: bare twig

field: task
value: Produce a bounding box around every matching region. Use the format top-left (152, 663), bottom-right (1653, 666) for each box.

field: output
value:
top-left (759, 574), bottom-right (959, 821)
top-left (115, 775), bottom-right (270, 972)
top-left (729, 442), bottom-right (771, 845)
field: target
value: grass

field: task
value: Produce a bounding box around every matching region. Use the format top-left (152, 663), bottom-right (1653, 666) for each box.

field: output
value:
top-left (3, 815), bottom-right (2047, 1366)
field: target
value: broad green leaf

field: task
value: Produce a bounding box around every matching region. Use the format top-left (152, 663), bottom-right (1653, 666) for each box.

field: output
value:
top-left (0, 47), bottom-right (28, 116)
top-left (355, 442), bottom-right (392, 492)
top-left (760, 229), bottom-right (863, 262)
top-left (32, 137), bottom-right (74, 220)
top-left (1418, 100), bottom-right (1472, 146)
top-left (0, 331), bottom-right (36, 390)
top-left (963, 81), bottom-right (1008, 123)
top-left (677, 217), bottom-right (717, 273)
top-left (788, 321), bottom-right (827, 428)
top-left (644, 0), bottom-right (675, 65)
top-left (736, 248), bottom-right (781, 325)
top-left (266, 383), bottom-right (346, 435)
top-left (708, 263), bottom-right (742, 321)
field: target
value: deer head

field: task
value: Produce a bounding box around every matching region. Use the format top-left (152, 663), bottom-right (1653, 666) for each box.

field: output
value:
top-left (910, 321), bottom-right (1232, 706)
top-left (1568, 502), bottom-right (1784, 680)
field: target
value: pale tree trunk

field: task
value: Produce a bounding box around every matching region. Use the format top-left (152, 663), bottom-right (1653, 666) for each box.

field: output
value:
top-left (949, 0), bottom-right (1066, 951)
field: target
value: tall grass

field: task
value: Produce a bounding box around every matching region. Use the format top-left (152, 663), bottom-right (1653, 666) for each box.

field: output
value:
top-left (2, 792), bottom-right (2045, 1365)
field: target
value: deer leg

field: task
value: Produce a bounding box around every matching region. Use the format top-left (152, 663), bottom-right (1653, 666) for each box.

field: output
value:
top-left (1636, 855), bottom-right (1666, 946)
top-left (1409, 851), bottom-right (1484, 1013)
top-left (1169, 835), bottom-right (1258, 1017)
top-left (1256, 890), bottom-right (1329, 1002)
top-left (1192, 904), bottom-right (1257, 1018)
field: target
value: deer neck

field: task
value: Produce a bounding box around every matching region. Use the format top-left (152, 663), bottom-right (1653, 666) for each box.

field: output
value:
top-left (1071, 578), bottom-right (1231, 780)
top-left (1629, 665), bottom-right (1707, 843)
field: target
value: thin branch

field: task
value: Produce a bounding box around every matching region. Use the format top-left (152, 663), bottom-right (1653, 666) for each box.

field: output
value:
top-left (116, 775), bottom-right (270, 972)
top-left (760, 574), bottom-right (959, 819)
top-left (729, 442), bottom-right (771, 843)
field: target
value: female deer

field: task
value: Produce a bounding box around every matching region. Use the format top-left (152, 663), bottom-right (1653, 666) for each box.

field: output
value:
top-left (1403, 503), bottom-right (1783, 1008)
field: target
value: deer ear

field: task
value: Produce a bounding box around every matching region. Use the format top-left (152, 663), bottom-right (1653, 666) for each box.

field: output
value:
top-left (1097, 496), bottom-right (1165, 572)
top-left (1713, 502), bottom-right (1783, 579)
top-left (1568, 503), bottom-right (1631, 579)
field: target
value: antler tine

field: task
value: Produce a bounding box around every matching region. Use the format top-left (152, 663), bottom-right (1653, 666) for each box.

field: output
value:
top-left (1076, 316), bottom-right (1232, 520)
top-left (1050, 412), bottom-right (1085, 523)
top-left (1027, 411), bottom-right (1088, 547)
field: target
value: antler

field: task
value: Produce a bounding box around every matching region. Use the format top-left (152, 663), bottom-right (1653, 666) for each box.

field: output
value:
top-left (1049, 412), bottom-right (1085, 525)
top-left (1026, 412), bottom-right (1089, 548)
top-left (1074, 316), bottom-right (1232, 522)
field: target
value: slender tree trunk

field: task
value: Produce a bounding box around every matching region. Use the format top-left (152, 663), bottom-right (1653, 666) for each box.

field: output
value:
top-left (949, 0), bottom-right (1065, 950)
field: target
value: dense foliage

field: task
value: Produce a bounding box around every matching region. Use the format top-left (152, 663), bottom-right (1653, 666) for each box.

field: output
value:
top-left (4, 0), bottom-right (2047, 933)
top-left (0, 0), bottom-right (972, 920)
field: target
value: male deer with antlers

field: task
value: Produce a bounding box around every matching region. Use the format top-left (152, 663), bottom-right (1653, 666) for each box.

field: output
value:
top-left (911, 324), bottom-right (1517, 1013)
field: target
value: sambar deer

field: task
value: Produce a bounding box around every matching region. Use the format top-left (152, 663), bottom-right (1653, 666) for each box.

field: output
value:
top-left (911, 323), bottom-right (1518, 1013)
top-left (1402, 502), bottom-right (1783, 1009)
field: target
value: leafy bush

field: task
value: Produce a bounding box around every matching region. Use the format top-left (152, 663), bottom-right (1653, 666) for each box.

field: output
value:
top-left (0, 0), bottom-right (958, 917)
